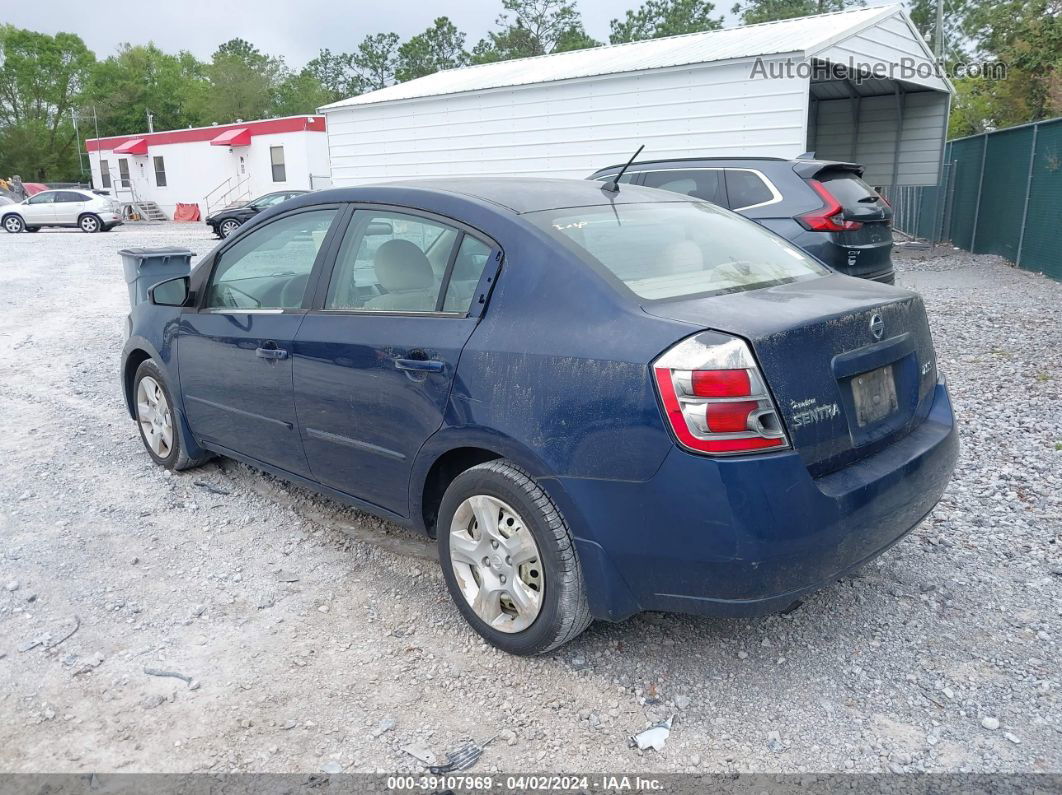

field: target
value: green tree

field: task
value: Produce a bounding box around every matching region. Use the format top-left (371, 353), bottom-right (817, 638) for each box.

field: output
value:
top-left (953, 0), bottom-right (1062, 132)
top-left (197, 37), bottom-right (287, 122)
top-left (731, 0), bottom-right (864, 25)
top-left (0, 25), bottom-right (95, 180)
top-left (353, 33), bottom-right (400, 91)
top-left (88, 43), bottom-right (207, 136)
top-left (906, 0), bottom-right (972, 63)
top-left (303, 48), bottom-right (362, 101)
top-left (610, 0), bottom-right (724, 44)
top-left (397, 17), bottom-right (469, 82)
top-left (472, 0), bottom-right (600, 63)
top-left (274, 70), bottom-right (334, 116)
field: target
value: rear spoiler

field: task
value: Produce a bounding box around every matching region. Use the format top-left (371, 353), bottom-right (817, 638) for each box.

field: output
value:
top-left (791, 160), bottom-right (865, 180)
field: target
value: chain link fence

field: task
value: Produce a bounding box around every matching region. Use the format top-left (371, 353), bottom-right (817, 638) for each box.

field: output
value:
top-left (884, 117), bottom-right (1062, 280)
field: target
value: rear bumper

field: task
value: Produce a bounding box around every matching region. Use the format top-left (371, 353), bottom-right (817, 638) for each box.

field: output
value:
top-left (557, 381), bottom-right (957, 621)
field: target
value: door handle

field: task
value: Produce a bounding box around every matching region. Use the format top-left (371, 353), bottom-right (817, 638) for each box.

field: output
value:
top-left (394, 358), bottom-right (444, 373)
top-left (256, 345), bottom-right (288, 360)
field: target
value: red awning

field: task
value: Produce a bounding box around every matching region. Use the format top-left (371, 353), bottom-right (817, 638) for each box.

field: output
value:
top-left (113, 138), bottom-right (148, 155)
top-left (210, 128), bottom-right (251, 147)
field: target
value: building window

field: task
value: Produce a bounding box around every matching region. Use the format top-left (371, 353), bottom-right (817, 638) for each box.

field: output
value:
top-left (118, 159), bottom-right (130, 186)
top-left (99, 159), bottom-right (111, 189)
top-left (153, 156), bottom-right (167, 187)
top-left (270, 146), bottom-right (286, 182)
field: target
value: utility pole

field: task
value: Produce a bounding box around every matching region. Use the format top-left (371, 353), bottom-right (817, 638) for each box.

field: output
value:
top-left (72, 110), bottom-right (87, 179)
top-left (935, 0), bottom-right (945, 63)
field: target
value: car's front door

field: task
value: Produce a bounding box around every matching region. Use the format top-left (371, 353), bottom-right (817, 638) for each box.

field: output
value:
top-left (293, 208), bottom-right (499, 516)
top-left (178, 206), bottom-right (343, 475)
top-left (21, 192), bottom-right (57, 224)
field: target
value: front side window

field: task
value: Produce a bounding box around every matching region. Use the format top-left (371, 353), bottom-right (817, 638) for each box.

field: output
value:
top-left (326, 210), bottom-right (473, 313)
top-left (642, 169), bottom-right (726, 205)
top-left (205, 209), bottom-right (337, 310)
top-left (270, 146), bottom-right (286, 182)
top-left (153, 156), bottom-right (167, 187)
top-left (725, 170), bottom-right (776, 210)
top-left (100, 159), bottom-right (111, 189)
top-left (530, 201), bottom-right (828, 301)
top-left (27, 192), bottom-right (56, 205)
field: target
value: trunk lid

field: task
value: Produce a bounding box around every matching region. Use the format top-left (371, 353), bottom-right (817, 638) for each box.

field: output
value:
top-left (645, 275), bottom-right (939, 476)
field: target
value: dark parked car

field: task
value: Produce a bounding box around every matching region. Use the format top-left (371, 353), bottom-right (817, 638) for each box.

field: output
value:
top-left (206, 190), bottom-right (308, 238)
top-left (590, 157), bottom-right (896, 284)
top-left (122, 178), bottom-right (956, 655)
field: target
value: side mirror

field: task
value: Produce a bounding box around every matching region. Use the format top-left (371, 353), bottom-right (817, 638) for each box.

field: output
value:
top-left (149, 276), bottom-right (191, 307)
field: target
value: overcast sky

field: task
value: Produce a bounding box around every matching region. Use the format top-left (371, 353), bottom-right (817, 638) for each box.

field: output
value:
top-left (6, 0), bottom-right (738, 67)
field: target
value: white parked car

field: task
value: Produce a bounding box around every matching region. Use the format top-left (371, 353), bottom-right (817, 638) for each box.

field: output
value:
top-left (1, 189), bottom-right (123, 233)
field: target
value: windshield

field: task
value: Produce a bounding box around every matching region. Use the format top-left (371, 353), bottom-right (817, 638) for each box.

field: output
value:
top-left (528, 201), bottom-right (829, 301)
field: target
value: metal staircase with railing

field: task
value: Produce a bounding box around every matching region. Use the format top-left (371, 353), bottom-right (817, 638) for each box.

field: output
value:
top-left (204, 174), bottom-right (251, 218)
top-left (113, 179), bottom-right (168, 222)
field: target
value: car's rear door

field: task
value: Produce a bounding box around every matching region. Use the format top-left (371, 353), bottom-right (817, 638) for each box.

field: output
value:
top-left (54, 191), bottom-right (87, 224)
top-left (292, 207), bottom-right (500, 517)
top-left (178, 205), bottom-right (344, 476)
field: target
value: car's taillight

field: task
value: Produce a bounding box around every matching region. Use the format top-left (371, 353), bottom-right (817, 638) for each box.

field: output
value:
top-left (798, 179), bottom-right (863, 232)
top-left (652, 333), bottom-right (789, 456)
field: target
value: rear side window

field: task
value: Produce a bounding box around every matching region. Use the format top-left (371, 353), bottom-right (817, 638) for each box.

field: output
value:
top-left (530, 201), bottom-right (827, 301)
top-left (326, 210), bottom-right (459, 313)
top-left (442, 235), bottom-right (492, 313)
top-left (725, 170), bottom-right (776, 210)
top-left (817, 170), bottom-right (882, 210)
top-left (642, 169), bottom-right (726, 205)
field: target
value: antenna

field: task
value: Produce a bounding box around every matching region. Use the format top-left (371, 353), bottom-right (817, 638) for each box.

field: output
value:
top-left (601, 145), bottom-right (644, 194)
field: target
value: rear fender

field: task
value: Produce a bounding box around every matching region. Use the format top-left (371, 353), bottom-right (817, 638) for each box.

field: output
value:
top-left (409, 426), bottom-right (642, 622)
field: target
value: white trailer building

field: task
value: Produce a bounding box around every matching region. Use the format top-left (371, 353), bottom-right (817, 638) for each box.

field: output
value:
top-left (85, 115), bottom-right (331, 220)
top-left (321, 5), bottom-right (952, 189)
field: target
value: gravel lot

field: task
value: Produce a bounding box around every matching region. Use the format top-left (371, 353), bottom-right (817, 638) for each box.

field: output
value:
top-left (0, 224), bottom-right (1059, 775)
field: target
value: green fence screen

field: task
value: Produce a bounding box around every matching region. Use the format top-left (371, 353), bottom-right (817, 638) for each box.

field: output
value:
top-left (895, 118), bottom-right (1062, 281)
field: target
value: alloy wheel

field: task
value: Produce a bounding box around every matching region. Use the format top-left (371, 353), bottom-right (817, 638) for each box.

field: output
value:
top-left (80, 216), bottom-right (99, 233)
top-left (220, 220), bottom-right (240, 238)
top-left (136, 376), bottom-right (174, 458)
top-left (448, 494), bottom-right (544, 633)
top-left (4, 216), bottom-right (23, 233)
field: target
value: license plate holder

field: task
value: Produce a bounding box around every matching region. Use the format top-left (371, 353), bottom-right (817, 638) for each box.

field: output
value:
top-left (851, 364), bottom-right (898, 427)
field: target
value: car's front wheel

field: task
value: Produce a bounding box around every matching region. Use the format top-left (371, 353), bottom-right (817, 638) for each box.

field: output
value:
top-left (219, 219), bottom-right (240, 238)
top-left (3, 215), bottom-right (25, 233)
top-left (79, 214), bottom-right (101, 233)
top-left (133, 360), bottom-right (203, 471)
top-left (437, 460), bottom-right (591, 655)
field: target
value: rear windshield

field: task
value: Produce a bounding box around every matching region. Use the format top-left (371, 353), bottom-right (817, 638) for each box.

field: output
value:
top-left (818, 170), bottom-right (881, 209)
top-left (528, 201), bottom-right (828, 301)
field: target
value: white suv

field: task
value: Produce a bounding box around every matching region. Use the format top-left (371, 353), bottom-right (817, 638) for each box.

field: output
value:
top-left (2, 189), bottom-right (123, 234)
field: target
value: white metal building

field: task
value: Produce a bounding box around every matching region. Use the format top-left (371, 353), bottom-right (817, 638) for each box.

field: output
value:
top-left (321, 5), bottom-right (952, 189)
top-left (84, 116), bottom-right (332, 219)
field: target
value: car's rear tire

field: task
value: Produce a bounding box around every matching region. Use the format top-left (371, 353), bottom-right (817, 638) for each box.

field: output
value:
top-left (79, 214), bottom-right (102, 233)
top-left (219, 219), bottom-right (240, 238)
top-left (3, 215), bottom-right (24, 233)
top-left (437, 459), bottom-right (592, 655)
top-left (133, 359), bottom-right (204, 471)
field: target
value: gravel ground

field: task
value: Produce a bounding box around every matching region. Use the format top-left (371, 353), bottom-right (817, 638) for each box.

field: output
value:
top-left (0, 225), bottom-right (1059, 775)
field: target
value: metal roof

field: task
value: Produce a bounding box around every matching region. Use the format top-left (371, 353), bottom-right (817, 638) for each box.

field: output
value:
top-left (321, 4), bottom-right (903, 111)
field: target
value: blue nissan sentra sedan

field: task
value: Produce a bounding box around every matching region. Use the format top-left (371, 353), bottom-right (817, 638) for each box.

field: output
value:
top-left (121, 178), bottom-right (958, 656)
